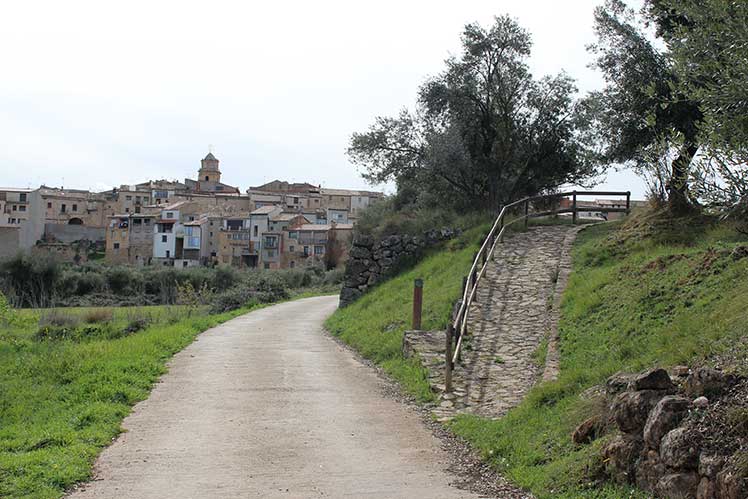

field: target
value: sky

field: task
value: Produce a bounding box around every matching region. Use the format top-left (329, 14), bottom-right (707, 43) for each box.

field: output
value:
top-left (0, 0), bottom-right (646, 198)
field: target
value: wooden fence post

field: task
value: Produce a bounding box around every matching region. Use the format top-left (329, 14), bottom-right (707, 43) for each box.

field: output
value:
top-left (524, 199), bottom-right (529, 229)
top-left (412, 278), bottom-right (423, 330)
top-left (445, 324), bottom-right (453, 393)
top-left (626, 191), bottom-right (631, 215)
top-left (572, 191), bottom-right (578, 225)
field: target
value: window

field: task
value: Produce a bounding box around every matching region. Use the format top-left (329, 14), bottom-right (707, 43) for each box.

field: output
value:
top-left (166, 250), bottom-right (170, 258)
top-left (288, 231), bottom-right (298, 239)
top-left (266, 249), bottom-right (276, 257)
top-left (144, 219), bottom-right (151, 225)
top-left (314, 245), bottom-right (324, 255)
top-left (209, 231), bottom-right (213, 237)
top-left (289, 245), bottom-right (295, 253)
top-left (205, 176), bottom-right (209, 181)
top-left (12, 205), bottom-right (16, 211)
top-left (165, 212), bottom-right (174, 219)
top-left (19, 193), bottom-right (26, 202)
top-left (72, 204), bottom-right (77, 212)
top-left (125, 208), bottom-right (130, 213)
top-left (290, 261), bottom-right (295, 268)
top-left (264, 262), bottom-right (271, 269)
top-left (293, 197), bottom-right (299, 204)
top-left (162, 235), bottom-right (168, 243)
top-left (18, 206), bottom-right (25, 212)
top-left (303, 246), bottom-right (309, 256)
top-left (61, 204), bottom-right (66, 213)
top-left (47, 202), bottom-right (52, 209)
top-left (113, 243), bottom-right (120, 249)
top-left (126, 195), bottom-right (132, 201)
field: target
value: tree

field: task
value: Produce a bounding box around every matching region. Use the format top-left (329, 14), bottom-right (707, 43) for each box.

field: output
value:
top-left (349, 16), bottom-right (599, 211)
top-left (648, 0), bottom-right (748, 154)
top-left (587, 0), bottom-right (702, 213)
top-left (324, 227), bottom-right (345, 270)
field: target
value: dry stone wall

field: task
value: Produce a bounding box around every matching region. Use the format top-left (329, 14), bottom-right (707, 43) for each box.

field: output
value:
top-left (339, 228), bottom-right (458, 307)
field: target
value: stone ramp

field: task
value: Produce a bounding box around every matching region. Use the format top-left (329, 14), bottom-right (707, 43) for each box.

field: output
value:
top-left (406, 225), bottom-right (583, 421)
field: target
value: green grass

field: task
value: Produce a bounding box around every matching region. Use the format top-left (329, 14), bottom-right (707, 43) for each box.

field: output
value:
top-left (449, 214), bottom-right (748, 498)
top-left (0, 301), bottom-right (286, 498)
top-left (325, 224), bottom-right (491, 402)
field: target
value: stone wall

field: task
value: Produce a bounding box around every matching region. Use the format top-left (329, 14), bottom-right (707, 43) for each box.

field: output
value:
top-left (573, 367), bottom-right (746, 499)
top-left (339, 228), bottom-right (458, 307)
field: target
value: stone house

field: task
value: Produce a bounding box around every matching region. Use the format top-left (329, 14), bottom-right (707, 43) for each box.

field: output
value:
top-left (281, 222), bottom-right (353, 269)
top-left (105, 213), bottom-right (157, 265)
top-left (0, 187), bottom-right (33, 226)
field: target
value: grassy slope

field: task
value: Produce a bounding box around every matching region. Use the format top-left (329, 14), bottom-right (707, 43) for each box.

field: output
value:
top-left (325, 224), bottom-right (489, 403)
top-left (450, 215), bottom-right (748, 498)
top-left (0, 303), bottom-right (276, 498)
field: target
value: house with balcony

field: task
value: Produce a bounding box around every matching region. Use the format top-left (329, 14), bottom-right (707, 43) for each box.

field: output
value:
top-left (151, 201), bottom-right (203, 267)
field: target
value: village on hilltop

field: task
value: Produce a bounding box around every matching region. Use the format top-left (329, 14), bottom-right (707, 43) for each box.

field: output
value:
top-left (0, 152), bottom-right (385, 269)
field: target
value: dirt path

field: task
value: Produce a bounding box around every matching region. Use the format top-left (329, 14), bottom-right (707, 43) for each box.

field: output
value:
top-left (67, 296), bottom-right (486, 499)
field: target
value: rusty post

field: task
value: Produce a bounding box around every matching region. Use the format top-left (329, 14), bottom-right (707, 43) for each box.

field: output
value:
top-left (572, 191), bottom-right (578, 225)
top-left (412, 278), bottom-right (423, 330)
top-left (445, 323), bottom-right (454, 393)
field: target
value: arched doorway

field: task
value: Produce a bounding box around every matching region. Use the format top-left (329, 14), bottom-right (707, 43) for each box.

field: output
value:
top-left (68, 218), bottom-right (84, 225)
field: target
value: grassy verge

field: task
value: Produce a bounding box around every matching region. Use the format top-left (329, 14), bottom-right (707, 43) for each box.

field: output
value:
top-left (325, 224), bottom-right (490, 402)
top-left (449, 213), bottom-right (748, 498)
top-left (0, 297), bottom-right (314, 499)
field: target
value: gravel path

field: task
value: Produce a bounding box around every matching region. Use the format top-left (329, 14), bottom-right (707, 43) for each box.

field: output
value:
top-left (66, 296), bottom-right (497, 499)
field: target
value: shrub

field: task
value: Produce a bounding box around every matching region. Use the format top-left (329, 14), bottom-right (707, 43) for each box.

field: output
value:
top-left (210, 286), bottom-right (258, 313)
top-left (82, 308), bottom-right (113, 324)
top-left (123, 312), bottom-right (152, 335)
top-left (34, 325), bottom-right (78, 341)
top-left (39, 310), bottom-right (80, 329)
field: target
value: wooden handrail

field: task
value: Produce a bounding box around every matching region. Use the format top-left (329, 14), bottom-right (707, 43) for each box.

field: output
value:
top-left (445, 190), bottom-right (630, 390)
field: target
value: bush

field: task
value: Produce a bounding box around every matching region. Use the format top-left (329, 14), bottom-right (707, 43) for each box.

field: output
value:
top-left (210, 286), bottom-right (259, 313)
top-left (82, 308), bottom-right (113, 324)
top-left (39, 310), bottom-right (80, 329)
top-left (123, 311), bottom-right (152, 334)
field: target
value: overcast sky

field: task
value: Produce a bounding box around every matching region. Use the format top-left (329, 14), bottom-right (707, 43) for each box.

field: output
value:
top-left (0, 0), bottom-right (646, 198)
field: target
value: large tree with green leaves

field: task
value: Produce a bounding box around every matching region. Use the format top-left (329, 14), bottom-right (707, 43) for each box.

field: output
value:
top-left (348, 16), bottom-right (599, 211)
top-left (587, 0), bottom-right (702, 213)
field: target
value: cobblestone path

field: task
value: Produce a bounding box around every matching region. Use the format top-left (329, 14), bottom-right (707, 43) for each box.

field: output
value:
top-left (408, 225), bottom-right (584, 421)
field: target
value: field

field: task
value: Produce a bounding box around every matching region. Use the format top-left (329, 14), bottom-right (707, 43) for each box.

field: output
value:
top-left (0, 303), bottom-right (265, 498)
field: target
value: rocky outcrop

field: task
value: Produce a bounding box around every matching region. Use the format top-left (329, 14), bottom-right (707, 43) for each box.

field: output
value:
top-left (339, 228), bottom-right (459, 307)
top-left (586, 367), bottom-right (745, 499)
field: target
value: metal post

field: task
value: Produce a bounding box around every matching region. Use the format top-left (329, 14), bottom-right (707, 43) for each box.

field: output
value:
top-left (524, 200), bottom-right (529, 229)
top-left (626, 191), bottom-right (631, 215)
top-left (445, 324), bottom-right (453, 393)
top-left (572, 191), bottom-right (578, 225)
top-left (412, 278), bottom-right (423, 330)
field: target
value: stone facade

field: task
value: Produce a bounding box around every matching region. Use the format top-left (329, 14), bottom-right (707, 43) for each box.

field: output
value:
top-left (339, 228), bottom-right (458, 307)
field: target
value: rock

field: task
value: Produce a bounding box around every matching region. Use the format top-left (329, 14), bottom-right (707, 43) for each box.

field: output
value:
top-left (366, 274), bottom-right (379, 286)
top-left (694, 396), bottom-right (709, 409)
top-left (572, 415), bottom-right (601, 445)
top-left (348, 246), bottom-right (371, 260)
top-left (606, 372), bottom-right (635, 397)
top-left (730, 245), bottom-right (748, 261)
top-left (698, 477), bottom-right (717, 499)
top-left (352, 233), bottom-right (375, 248)
top-left (602, 434), bottom-right (642, 484)
top-left (636, 449), bottom-right (667, 493)
top-left (656, 472), bottom-right (700, 499)
top-left (672, 365), bottom-right (691, 377)
top-left (635, 368), bottom-right (677, 392)
top-left (339, 287), bottom-right (362, 307)
top-left (716, 466), bottom-right (746, 499)
top-left (685, 368), bottom-right (732, 397)
top-left (699, 454), bottom-right (725, 479)
top-left (643, 395), bottom-right (691, 449)
top-left (660, 427), bottom-right (700, 470)
top-left (612, 390), bottom-right (667, 434)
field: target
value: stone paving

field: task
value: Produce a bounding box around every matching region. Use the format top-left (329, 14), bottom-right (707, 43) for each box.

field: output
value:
top-left (404, 225), bottom-right (584, 422)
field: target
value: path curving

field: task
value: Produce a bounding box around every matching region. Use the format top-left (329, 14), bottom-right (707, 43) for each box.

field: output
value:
top-left (66, 296), bottom-right (488, 499)
top-left (414, 225), bottom-right (583, 421)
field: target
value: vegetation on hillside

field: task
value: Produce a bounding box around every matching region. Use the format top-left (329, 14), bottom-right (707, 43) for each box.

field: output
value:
top-left (449, 214), bottom-right (748, 498)
top-left (326, 224), bottom-right (490, 401)
top-left (0, 254), bottom-right (342, 309)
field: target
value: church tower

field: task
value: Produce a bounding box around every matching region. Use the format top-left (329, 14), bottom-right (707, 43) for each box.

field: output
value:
top-left (198, 152), bottom-right (221, 184)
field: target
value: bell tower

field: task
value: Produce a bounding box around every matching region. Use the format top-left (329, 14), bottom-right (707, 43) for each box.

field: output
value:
top-left (198, 152), bottom-right (221, 184)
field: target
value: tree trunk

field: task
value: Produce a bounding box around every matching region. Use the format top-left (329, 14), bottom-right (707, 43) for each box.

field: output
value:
top-left (668, 143), bottom-right (699, 214)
